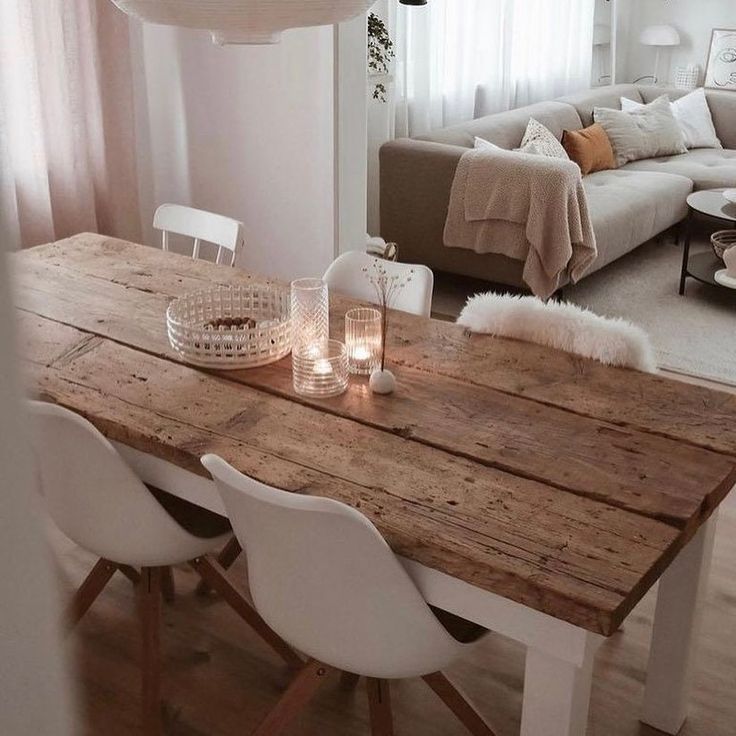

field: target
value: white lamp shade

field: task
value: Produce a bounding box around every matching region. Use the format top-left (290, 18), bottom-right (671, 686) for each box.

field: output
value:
top-left (639, 24), bottom-right (681, 47)
top-left (109, 0), bottom-right (375, 44)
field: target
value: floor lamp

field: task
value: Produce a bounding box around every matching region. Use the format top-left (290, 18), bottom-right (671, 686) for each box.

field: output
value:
top-left (638, 24), bottom-right (681, 85)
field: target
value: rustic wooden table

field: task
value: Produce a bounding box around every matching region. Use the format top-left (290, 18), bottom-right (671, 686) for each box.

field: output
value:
top-left (14, 234), bottom-right (736, 736)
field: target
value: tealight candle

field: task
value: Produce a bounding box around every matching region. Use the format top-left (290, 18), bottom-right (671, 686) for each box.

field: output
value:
top-left (314, 358), bottom-right (334, 376)
top-left (345, 308), bottom-right (382, 375)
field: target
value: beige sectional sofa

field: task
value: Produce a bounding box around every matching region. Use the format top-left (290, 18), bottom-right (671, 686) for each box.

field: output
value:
top-left (379, 84), bottom-right (736, 289)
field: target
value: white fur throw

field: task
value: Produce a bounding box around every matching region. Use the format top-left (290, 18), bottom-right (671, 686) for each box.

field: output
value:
top-left (457, 293), bottom-right (657, 372)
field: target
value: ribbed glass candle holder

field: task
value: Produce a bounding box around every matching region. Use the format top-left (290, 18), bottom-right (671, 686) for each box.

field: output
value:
top-left (290, 278), bottom-right (329, 359)
top-left (292, 339), bottom-right (349, 398)
top-left (345, 307), bottom-right (382, 375)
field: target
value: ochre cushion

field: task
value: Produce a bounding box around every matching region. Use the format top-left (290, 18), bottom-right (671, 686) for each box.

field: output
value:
top-left (562, 124), bottom-right (617, 175)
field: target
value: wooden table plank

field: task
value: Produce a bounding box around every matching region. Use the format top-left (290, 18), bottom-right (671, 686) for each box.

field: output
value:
top-left (20, 234), bottom-right (736, 457)
top-left (14, 246), bottom-right (736, 532)
top-left (13, 234), bottom-right (736, 636)
top-left (23, 320), bottom-right (680, 634)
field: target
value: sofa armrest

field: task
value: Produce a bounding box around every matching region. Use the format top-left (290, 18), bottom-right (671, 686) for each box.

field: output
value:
top-left (705, 90), bottom-right (736, 150)
top-left (379, 139), bottom-right (468, 265)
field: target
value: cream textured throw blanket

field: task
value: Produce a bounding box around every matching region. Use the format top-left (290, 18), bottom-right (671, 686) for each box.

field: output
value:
top-left (444, 148), bottom-right (597, 299)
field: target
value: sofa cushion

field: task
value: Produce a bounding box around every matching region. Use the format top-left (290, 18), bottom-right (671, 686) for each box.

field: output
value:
top-left (622, 89), bottom-right (722, 149)
top-left (417, 100), bottom-right (582, 149)
top-left (583, 170), bottom-right (692, 273)
top-left (557, 84), bottom-right (643, 127)
top-left (563, 124), bottom-right (616, 175)
top-left (621, 149), bottom-right (736, 190)
top-left (638, 87), bottom-right (736, 150)
top-left (517, 118), bottom-right (570, 158)
top-left (594, 96), bottom-right (687, 166)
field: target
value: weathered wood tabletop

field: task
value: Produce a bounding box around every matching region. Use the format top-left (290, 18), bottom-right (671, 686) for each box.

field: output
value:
top-left (14, 234), bottom-right (736, 637)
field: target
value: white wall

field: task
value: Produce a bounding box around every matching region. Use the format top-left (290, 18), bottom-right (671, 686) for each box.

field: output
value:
top-left (132, 24), bottom-right (337, 282)
top-left (620, 0), bottom-right (736, 85)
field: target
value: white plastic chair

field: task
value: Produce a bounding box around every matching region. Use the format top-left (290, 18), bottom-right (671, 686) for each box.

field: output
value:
top-left (153, 203), bottom-right (244, 266)
top-left (202, 454), bottom-right (494, 736)
top-left (27, 402), bottom-right (300, 734)
top-left (323, 251), bottom-right (434, 318)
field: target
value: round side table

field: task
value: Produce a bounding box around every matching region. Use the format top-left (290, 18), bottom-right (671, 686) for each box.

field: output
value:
top-left (679, 189), bottom-right (736, 295)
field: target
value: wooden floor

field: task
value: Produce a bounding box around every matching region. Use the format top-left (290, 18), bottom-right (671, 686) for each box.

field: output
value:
top-left (55, 492), bottom-right (736, 736)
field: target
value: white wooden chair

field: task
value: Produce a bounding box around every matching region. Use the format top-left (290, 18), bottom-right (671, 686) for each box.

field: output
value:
top-left (323, 251), bottom-right (434, 318)
top-left (27, 402), bottom-right (300, 735)
top-left (153, 203), bottom-right (244, 266)
top-left (202, 454), bottom-right (495, 736)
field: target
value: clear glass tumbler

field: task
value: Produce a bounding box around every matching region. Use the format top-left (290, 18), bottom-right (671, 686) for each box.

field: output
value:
top-left (345, 307), bottom-right (382, 375)
top-left (290, 278), bottom-right (329, 359)
top-left (292, 339), bottom-right (349, 398)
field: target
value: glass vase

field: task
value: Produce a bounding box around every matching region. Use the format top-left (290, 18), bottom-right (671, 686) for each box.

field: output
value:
top-left (292, 339), bottom-right (349, 398)
top-left (345, 307), bottom-right (382, 375)
top-left (290, 277), bottom-right (329, 359)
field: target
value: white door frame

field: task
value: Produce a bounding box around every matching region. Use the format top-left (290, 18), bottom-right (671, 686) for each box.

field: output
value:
top-left (333, 13), bottom-right (368, 257)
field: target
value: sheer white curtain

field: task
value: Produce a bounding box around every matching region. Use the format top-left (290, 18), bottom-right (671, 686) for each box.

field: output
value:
top-left (390, 0), bottom-right (595, 137)
top-left (0, 0), bottom-right (141, 250)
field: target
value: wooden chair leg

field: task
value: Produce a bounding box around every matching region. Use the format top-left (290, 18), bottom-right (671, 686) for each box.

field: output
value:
top-left (66, 558), bottom-right (117, 631)
top-left (217, 536), bottom-right (243, 569)
top-left (340, 671), bottom-right (361, 689)
top-left (253, 660), bottom-right (331, 736)
top-left (160, 566), bottom-right (175, 604)
top-left (139, 567), bottom-right (163, 736)
top-left (366, 678), bottom-right (394, 736)
top-left (422, 671), bottom-right (496, 736)
top-left (118, 564), bottom-right (141, 586)
top-left (189, 556), bottom-right (302, 668)
top-left (195, 536), bottom-right (242, 595)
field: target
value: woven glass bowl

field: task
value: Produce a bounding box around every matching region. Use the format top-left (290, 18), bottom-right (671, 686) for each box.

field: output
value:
top-left (167, 285), bottom-right (291, 369)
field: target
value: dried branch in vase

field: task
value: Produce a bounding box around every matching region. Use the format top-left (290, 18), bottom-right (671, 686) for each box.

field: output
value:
top-left (362, 253), bottom-right (413, 372)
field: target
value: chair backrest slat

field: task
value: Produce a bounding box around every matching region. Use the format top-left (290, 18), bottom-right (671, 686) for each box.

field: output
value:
top-left (323, 251), bottom-right (434, 318)
top-left (153, 203), bottom-right (244, 267)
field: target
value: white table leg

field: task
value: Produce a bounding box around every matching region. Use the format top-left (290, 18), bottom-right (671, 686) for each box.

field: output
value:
top-left (641, 512), bottom-right (718, 734)
top-left (520, 631), bottom-right (599, 736)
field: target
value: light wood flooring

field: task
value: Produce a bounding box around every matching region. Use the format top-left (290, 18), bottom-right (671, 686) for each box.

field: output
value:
top-left (55, 487), bottom-right (735, 736)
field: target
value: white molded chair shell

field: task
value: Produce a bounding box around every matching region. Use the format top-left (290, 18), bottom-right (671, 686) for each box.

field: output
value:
top-left (201, 454), bottom-right (467, 680)
top-left (323, 251), bottom-right (434, 318)
top-left (153, 203), bottom-right (244, 266)
top-left (27, 402), bottom-right (229, 567)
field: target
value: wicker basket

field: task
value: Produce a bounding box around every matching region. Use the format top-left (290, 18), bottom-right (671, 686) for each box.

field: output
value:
top-left (167, 285), bottom-right (291, 369)
top-left (711, 230), bottom-right (736, 261)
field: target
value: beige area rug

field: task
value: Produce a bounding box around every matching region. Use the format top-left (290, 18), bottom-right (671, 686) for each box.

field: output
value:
top-left (431, 231), bottom-right (736, 386)
top-left (566, 235), bottom-right (736, 386)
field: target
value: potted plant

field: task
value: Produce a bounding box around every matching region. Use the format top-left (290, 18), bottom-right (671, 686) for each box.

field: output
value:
top-left (368, 12), bottom-right (394, 102)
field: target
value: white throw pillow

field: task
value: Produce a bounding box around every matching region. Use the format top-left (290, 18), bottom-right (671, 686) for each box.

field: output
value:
top-left (594, 95), bottom-right (687, 166)
top-left (621, 89), bottom-right (721, 150)
top-left (516, 118), bottom-right (569, 160)
top-left (474, 136), bottom-right (501, 150)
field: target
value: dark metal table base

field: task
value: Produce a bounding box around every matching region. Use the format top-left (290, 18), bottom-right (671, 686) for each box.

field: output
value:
top-left (679, 209), bottom-right (736, 296)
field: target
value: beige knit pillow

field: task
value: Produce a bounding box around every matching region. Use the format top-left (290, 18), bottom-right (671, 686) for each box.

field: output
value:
top-left (593, 95), bottom-right (687, 167)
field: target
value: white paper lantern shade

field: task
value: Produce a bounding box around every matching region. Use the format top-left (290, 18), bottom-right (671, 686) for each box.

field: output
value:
top-left (109, 0), bottom-right (376, 45)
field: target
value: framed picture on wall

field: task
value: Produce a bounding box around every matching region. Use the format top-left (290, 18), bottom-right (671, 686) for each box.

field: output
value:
top-left (704, 28), bottom-right (736, 90)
